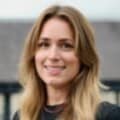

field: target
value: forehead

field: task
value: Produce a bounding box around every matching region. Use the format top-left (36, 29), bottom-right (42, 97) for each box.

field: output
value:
top-left (39, 17), bottom-right (74, 40)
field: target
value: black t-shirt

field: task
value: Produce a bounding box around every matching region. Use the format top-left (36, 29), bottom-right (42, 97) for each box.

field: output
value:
top-left (96, 102), bottom-right (120, 120)
top-left (13, 102), bottom-right (120, 120)
top-left (40, 104), bottom-right (62, 120)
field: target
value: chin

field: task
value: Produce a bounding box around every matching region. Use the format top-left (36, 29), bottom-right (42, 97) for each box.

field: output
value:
top-left (45, 79), bottom-right (61, 85)
top-left (44, 79), bottom-right (70, 88)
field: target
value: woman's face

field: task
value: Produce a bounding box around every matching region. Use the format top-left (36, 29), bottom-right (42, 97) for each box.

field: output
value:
top-left (35, 17), bottom-right (80, 88)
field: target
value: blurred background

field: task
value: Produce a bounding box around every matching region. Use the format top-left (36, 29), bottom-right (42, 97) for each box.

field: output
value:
top-left (0, 0), bottom-right (120, 120)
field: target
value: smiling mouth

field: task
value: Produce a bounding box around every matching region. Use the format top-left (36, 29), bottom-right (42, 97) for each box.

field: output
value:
top-left (44, 65), bottom-right (65, 75)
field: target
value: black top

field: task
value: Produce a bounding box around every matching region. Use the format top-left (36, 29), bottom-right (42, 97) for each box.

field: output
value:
top-left (13, 102), bottom-right (120, 120)
top-left (40, 104), bottom-right (62, 120)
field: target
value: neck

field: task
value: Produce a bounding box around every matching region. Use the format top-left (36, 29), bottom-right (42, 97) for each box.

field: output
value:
top-left (46, 85), bottom-right (70, 105)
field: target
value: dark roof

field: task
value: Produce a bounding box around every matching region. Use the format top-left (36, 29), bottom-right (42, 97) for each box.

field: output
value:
top-left (0, 20), bottom-right (120, 82)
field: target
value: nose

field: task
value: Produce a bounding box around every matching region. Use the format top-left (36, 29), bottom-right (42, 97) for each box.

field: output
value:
top-left (48, 45), bottom-right (60, 61)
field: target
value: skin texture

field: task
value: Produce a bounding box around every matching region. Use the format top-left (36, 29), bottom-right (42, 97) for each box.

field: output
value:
top-left (35, 18), bottom-right (80, 105)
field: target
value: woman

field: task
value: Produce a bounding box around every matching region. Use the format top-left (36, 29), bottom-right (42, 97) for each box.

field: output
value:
top-left (13, 5), bottom-right (120, 120)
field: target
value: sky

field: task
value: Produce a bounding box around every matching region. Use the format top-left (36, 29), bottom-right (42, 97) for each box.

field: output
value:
top-left (0, 0), bottom-right (120, 21)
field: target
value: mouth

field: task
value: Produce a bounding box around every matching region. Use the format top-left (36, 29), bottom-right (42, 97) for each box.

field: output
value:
top-left (44, 65), bottom-right (65, 75)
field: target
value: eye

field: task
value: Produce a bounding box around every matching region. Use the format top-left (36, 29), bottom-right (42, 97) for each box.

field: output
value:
top-left (60, 43), bottom-right (74, 50)
top-left (37, 42), bottom-right (50, 48)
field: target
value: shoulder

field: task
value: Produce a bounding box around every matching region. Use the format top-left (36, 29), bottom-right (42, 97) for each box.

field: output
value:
top-left (96, 101), bottom-right (120, 120)
top-left (12, 111), bottom-right (19, 120)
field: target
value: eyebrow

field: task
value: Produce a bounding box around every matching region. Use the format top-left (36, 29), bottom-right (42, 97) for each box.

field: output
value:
top-left (39, 37), bottom-right (73, 42)
top-left (39, 37), bottom-right (50, 41)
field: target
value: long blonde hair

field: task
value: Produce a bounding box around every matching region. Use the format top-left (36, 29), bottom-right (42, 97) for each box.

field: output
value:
top-left (19, 5), bottom-right (101, 120)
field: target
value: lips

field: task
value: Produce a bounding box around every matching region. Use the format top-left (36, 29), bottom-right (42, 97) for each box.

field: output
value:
top-left (44, 65), bottom-right (65, 75)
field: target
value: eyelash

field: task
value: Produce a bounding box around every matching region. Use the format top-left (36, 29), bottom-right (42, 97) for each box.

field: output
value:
top-left (37, 42), bottom-right (49, 47)
top-left (61, 43), bottom-right (74, 48)
top-left (37, 42), bottom-right (74, 50)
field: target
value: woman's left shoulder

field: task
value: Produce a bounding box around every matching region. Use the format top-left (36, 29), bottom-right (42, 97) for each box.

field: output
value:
top-left (96, 101), bottom-right (120, 120)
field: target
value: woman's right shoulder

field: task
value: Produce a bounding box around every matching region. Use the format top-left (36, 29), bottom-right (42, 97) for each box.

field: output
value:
top-left (12, 111), bottom-right (19, 120)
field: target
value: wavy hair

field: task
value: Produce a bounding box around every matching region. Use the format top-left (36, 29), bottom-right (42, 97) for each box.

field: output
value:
top-left (19, 5), bottom-right (101, 120)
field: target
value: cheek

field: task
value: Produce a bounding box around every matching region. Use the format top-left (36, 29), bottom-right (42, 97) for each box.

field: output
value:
top-left (34, 52), bottom-right (44, 77)
top-left (70, 58), bottom-right (79, 72)
top-left (34, 52), bottom-right (43, 71)
top-left (64, 53), bottom-right (79, 66)
top-left (63, 53), bottom-right (80, 75)
top-left (35, 53), bottom-right (40, 64)
top-left (64, 54), bottom-right (80, 82)
top-left (35, 51), bottom-right (45, 63)
top-left (35, 53), bottom-right (40, 69)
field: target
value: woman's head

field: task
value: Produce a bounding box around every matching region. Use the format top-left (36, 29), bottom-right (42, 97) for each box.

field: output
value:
top-left (35, 17), bottom-right (80, 88)
top-left (20, 5), bottom-right (99, 87)
top-left (19, 5), bottom-right (100, 120)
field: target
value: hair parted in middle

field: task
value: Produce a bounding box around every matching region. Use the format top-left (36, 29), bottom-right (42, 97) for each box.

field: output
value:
top-left (19, 5), bottom-right (101, 120)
